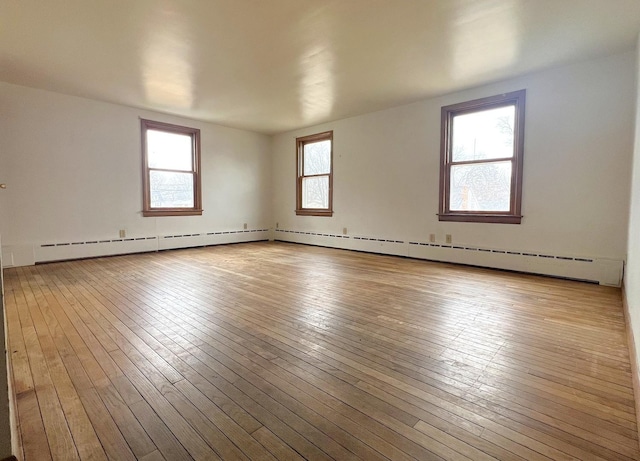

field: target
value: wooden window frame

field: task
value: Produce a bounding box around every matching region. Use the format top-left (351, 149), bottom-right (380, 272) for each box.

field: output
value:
top-left (296, 131), bottom-right (334, 217)
top-left (141, 119), bottom-right (202, 217)
top-left (439, 90), bottom-right (526, 224)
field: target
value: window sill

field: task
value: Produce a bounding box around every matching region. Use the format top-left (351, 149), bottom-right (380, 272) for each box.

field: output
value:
top-left (295, 209), bottom-right (333, 217)
top-left (143, 209), bottom-right (203, 217)
top-left (438, 213), bottom-right (522, 224)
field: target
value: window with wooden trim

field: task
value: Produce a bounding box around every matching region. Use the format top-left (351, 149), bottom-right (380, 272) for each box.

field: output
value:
top-left (296, 131), bottom-right (333, 216)
top-left (141, 119), bottom-right (202, 217)
top-left (439, 90), bottom-right (525, 224)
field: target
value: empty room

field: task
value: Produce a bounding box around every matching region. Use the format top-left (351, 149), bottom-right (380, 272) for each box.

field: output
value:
top-left (2, 1), bottom-right (640, 460)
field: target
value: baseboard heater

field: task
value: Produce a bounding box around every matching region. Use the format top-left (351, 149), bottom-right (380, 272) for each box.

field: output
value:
top-left (274, 229), bottom-right (623, 287)
top-left (15, 229), bottom-right (270, 265)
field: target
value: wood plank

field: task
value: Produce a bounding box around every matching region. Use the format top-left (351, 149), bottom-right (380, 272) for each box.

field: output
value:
top-left (74, 387), bottom-right (136, 461)
top-left (95, 384), bottom-right (156, 459)
top-left (138, 450), bottom-right (165, 461)
top-left (251, 426), bottom-right (305, 461)
top-left (129, 399), bottom-right (192, 461)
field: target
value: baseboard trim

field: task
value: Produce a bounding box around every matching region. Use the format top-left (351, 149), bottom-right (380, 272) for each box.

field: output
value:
top-left (622, 283), bottom-right (640, 451)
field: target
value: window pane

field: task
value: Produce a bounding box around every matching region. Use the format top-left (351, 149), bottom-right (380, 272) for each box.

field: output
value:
top-left (303, 140), bottom-right (331, 175)
top-left (450, 161), bottom-right (512, 212)
top-left (452, 106), bottom-right (515, 162)
top-left (149, 170), bottom-right (194, 208)
top-left (302, 175), bottom-right (329, 209)
top-left (147, 129), bottom-right (193, 171)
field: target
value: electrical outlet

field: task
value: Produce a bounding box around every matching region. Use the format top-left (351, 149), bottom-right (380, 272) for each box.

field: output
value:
top-left (429, 233), bottom-right (435, 243)
top-left (243, 222), bottom-right (247, 230)
top-left (119, 229), bottom-right (126, 238)
top-left (446, 234), bottom-right (452, 244)
top-left (343, 227), bottom-right (348, 235)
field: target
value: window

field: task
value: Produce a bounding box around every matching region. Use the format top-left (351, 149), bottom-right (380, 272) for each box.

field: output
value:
top-left (141, 119), bottom-right (202, 217)
top-left (439, 90), bottom-right (525, 224)
top-left (296, 131), bottom-right (333, 216)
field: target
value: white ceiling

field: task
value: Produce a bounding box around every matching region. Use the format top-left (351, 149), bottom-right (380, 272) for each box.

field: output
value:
top-left (1, 0), bottom-right (639, 134)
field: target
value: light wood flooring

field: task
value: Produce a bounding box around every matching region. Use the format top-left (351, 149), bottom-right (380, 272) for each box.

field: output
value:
top-left (3, 241), bottom-right (639, 460)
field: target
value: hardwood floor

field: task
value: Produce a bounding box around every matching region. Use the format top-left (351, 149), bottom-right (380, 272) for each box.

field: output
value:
top-left (3, 241), bottom-right (639, 460)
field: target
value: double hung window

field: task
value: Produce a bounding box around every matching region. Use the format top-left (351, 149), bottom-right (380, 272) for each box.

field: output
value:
top-left (439, 90), bottom-right (526, 224)
top-left (296, 131), bottom-right (333, 217)
top-left (141, 119), bottom-right (202, 217)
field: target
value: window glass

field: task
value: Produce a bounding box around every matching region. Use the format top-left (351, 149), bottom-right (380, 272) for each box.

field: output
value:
top-left (302, 176), bottom-right (330, 209)
top-left (449, 162), bottom-right (512, 212)
top-left (149, 171), bottom-right (195, 208)
top-left (451, 106), bottom-right (515, 162)
top-left (147, 130), bottom-right (193, 171)
top-left (303, 140), bottom-right (331, 175)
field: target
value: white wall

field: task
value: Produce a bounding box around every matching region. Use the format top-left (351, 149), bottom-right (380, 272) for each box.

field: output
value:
top-left (273, 51), bottom-right (636, 266)
top-left (0, 82), bottom-right (272, 266)
top-left (626, 35), bottom-right (640, 393)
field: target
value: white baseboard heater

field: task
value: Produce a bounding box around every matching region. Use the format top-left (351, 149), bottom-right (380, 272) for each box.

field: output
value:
top-left (2, 229), bottom-right (270, 267)
top-left (274, 229), bottom-right (623, 287)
